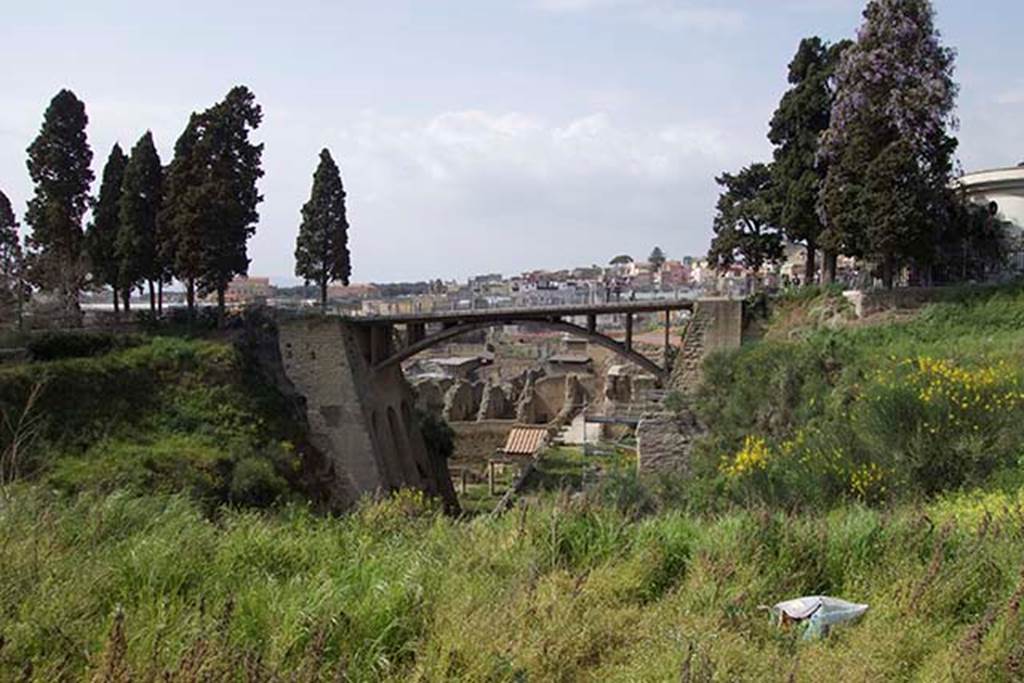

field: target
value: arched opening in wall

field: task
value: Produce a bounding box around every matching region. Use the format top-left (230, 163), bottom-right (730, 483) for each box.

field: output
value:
top-left (388, 407), bottom-right (421, 482)
top-left (401, 400), bottom-right (429, 479)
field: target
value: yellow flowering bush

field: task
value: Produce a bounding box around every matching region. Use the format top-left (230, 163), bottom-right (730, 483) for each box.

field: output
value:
top-left (720, 435), bottom-right (772, 478)
top-left (873, 357), bottom-right (1024, 429)
top-left (849, 462), bottom-right (887, 502)
top-left (855, 356), bottom-right (1024, 494)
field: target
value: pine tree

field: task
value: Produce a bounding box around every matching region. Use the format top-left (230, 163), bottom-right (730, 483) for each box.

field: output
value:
top-left (707, 163), bottom-right (783, 275)
top-left (24, 89), bottom-right (94, 324)
top-left (0, 189), bottom-right (25, 327)
top-left (87, 144), bottom-right (127, 312)
top-left (295, 149), bottom-right (351, 311)
top-left (820, 0), bottom-right (958, 288)
top-left (118, 131), bottom-right (164, 313)
top-left (648, 246), bottom-right (666, 271)
top-left (767, 37), bottom-right (850, 284)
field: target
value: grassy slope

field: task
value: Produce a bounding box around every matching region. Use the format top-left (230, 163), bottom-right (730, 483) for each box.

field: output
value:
top-left (694, 284), bottom-right (1024, 507)
top-left (0, 336), bottom-right (303, 507)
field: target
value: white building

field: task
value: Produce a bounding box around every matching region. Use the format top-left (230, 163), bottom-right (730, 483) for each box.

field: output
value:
top-left (956, 166), bottom-right (1024, 272)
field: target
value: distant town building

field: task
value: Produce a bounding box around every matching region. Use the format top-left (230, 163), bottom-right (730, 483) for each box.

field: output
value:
top-left (327, 283), bottom-right (380, 300)
top-left (224, 276), bottom-right (272, 304)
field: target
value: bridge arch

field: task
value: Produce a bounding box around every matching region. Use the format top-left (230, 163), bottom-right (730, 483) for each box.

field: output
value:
top-left (373, 317), bottom-right (667, 382)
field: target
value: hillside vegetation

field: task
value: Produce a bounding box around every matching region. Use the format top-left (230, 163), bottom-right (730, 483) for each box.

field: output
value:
top-left (3, 285), bottom-right (1024, 680)
top-left (693, 284), bottom-right (1024, 509)
top-left (0, 335), bottom-right (306, 508)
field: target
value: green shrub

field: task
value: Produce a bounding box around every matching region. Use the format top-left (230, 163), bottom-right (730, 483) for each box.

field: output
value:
top-left (230, 456), bottom-right (290, 507)
top-left (27, 331), bottom-right (143, 361)
top-left (693, 284), bottom-right (1024, 508)
top-left (416, 409), bottom-right (455, 461)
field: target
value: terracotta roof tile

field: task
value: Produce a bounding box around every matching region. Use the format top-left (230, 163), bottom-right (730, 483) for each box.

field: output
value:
top-left (502, 427), bottom-right (548, 456)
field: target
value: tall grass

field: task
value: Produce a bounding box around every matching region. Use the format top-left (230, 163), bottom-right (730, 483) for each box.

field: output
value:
top-left (2, 484), bottom-right (1024, 681)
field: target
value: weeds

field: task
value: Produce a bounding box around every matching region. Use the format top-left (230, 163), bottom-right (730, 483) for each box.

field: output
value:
top-left (0, 380), bottom-right (44, 500)
top-left (3, 485), bottom-right (1024, 680)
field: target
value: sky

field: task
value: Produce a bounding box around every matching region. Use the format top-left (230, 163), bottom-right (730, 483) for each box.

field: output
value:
top-left (1, 1), bottom-right (1023, 285)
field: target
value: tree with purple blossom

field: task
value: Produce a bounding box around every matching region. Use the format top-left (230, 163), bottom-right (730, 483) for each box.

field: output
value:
top-left (820, 0), bottom-right (958, 288)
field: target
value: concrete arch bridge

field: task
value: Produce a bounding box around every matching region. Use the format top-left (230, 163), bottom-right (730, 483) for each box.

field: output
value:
top-left (272, 299), bottom-right (741, 513)
top-left (353, 300), bottom-right (700, 383)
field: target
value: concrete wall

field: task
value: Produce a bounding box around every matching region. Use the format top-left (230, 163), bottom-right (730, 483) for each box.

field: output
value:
top-left (277, 317), bottom-right (458, 512)
top-left (696, 298), bottom-right (743, 353)
top-left (843, 287), bottom-right (955, 318)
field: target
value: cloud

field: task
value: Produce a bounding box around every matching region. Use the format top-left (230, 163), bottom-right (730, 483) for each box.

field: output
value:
top-left (254, 109), bottom-right (751, 282)
top-left (994, 84), bottom-right (1024, 106)
top-left (531, 0), bottom-right (746, 32)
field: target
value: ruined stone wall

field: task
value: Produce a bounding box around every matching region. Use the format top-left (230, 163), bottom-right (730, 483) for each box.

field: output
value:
top-left (450, 420), bottom-right (516, 462)
top-left (843, 287), bottom-right (953, 318)
top-left (276, 317), bottom-right (458, 512)
top-left (516, 374), bottom-right (596, 425)
top-left (642, 298), bottom-right (741, 477)
top-left (636, 410), bottom-right (700, 476)
top-left (670, 298), bottom-right (742, 392)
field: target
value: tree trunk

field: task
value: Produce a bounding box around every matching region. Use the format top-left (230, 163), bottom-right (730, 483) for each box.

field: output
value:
top-left (804, 242), bottom-right (817, 285)
top-left (216, 287), bottom-right (225, 328)
top-left (16, 278), bottom-right (24, 332)
top-left (112, 287), bottom-right (120, 314)
top-left (157, 280), bottom-right (163, 315)
top-left (823, 251), bottom-right (838, 285)
top-left (186, 279), bottom-right (195, 319)
top-left (148, 280), bottom-right (156, 314)
top-left (320, 279), bottom-right (328, 314)
top-left (122, 288), bottom-right (131, 313)
top-left (881, 253), bottom-right (895, 290)
top-left (60, 256), bottom-right (81, 327)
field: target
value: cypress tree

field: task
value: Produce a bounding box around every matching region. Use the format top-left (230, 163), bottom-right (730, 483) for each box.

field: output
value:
top-left (294, 149), bottom-right (351, 311)
top-left (86, 144), bottom-right (127, 312)
top-left (648, 246), bottom-right (665, 271)
top-left (161, 87), bottom-right (263, 322)
top-left (160, 114), bottom-right (204, 315)
top-left (0, 189), bottom-right (25, 326)
top-left (767, 37), bottom-right (849, 284)
top-left (118, 131), bottom-right (164, 313)
top-left (198, 86), bottom-right (264, 322)
top-left (24, 89), bottom-right (94, 325)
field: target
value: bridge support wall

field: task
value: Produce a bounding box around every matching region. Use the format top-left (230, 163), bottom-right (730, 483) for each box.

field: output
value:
top-left (277, 317), bottom-right (459, 512)
top-left (642, 298), bottom-right (743, 476)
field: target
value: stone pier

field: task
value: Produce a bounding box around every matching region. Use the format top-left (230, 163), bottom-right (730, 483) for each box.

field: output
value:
top-left (276, 316), bottom-right (459, 512)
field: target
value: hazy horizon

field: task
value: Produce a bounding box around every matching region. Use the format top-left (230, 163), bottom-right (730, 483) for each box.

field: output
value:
top-left (2, 0), bottom-right (1022, 285)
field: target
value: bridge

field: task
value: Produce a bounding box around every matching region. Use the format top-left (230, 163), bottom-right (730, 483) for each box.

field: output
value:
top-left (269, 298), bottom-right (741, 514)
top-left (344, 299), bottom-right (697, 383)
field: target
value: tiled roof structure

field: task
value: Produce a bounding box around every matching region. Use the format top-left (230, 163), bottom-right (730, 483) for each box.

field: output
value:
top-left (502, 426), bottom-right (548, 456)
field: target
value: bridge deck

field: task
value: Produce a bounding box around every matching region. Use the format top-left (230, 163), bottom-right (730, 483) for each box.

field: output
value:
top-left (343, 299), bottom-right (696, 325)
